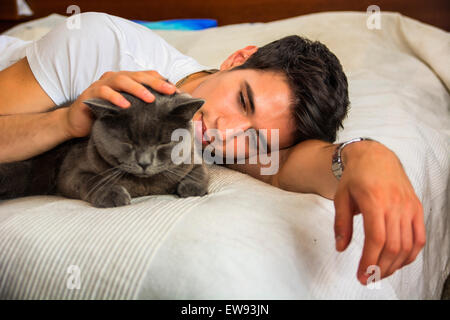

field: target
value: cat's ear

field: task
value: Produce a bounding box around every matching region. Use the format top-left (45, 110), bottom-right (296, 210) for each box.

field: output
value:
top-left (83, 98), bottom-right (123, 118)
top-left (170, 98), bottom-right (205, 121)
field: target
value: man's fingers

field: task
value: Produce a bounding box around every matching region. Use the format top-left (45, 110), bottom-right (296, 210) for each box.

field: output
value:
top-left (108, 74), bottom-right (155, 103)
top-left (404, 210), bottom-right (426, 266)
top-left (357, 209), bottom-right (385, 285)
top-left (130, 71), bottom-right (177, 96)
top-left (333, 188), bottom-right (354, 252)
top-left (376, 212), bottom-right (401, 278)
top-left (385, 216), bottom-right (413, 276)
top-left (93, 85), bottom-right (130, 108)
top-left (95, 71), bottom-right (177, 105)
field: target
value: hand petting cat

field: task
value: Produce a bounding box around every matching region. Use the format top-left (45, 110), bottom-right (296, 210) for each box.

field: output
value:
top-left (0, 84), bottom-right (209, 207)
top-left (63, 70), bottom-right (179, 138)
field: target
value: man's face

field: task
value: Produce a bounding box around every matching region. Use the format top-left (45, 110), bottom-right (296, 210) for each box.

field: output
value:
top-left (190, 69), bottom-right (296, 159)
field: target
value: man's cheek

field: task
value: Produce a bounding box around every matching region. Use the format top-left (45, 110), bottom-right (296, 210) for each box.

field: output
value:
top-left (226, 137), bottom-right (249, 163)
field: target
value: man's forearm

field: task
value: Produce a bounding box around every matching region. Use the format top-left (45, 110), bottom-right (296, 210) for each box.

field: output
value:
top-left (273, 139), bottom-right (383, 200)
top-left (0, 108), bottom-right (71, 163)
top-left (272, 140), bottom-right (338, 200)
top-left (225, 139), bottom-right (339, 199)
top-left (227, 139), bottom-right (377, 200)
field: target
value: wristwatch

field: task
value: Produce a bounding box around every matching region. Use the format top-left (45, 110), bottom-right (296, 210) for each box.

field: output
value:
top-left (331, 137), bottom-right (375, 180)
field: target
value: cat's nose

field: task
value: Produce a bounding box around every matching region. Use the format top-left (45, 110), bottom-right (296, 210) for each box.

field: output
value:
top-left (136, 152), bottom-right (152, 171)
top-left (138, 162), bottom-right (150, 171)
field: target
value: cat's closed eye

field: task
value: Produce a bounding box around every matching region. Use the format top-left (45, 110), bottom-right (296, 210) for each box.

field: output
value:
top-left (156, 143), bottom-right (174, 160)
top-left (120, 142), bottom-right (134, 153)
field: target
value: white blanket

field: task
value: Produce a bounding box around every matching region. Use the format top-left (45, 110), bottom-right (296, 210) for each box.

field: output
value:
top-left (0, 11), bottom-right (449, 299)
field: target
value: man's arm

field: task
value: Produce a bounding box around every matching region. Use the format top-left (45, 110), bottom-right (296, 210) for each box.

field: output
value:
top-left (0, 108), bottom-right (72, 163)
top-left (0, 57), bottom-right (179, 163)
top-left (0, 58), bottom-right (55, 115)
top-left (0, 57), bottom-right (71, 162)
top-left (227, 139), bottom-right (337, 199)
top-left (227, 139), bottom-right (426, 285)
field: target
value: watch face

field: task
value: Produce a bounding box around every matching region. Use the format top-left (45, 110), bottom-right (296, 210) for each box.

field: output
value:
top-left (331, 161), bottom-right (340, 172)
top-left (331, 162), bottom-right (343, 180)
top-left (331, 138), bottom-right (376, 181)
top-left (332, 148), bottom-right (343, 180)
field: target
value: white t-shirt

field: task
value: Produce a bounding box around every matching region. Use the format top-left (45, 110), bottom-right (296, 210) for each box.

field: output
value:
top-left (0, 12), bottom-right (211, 105)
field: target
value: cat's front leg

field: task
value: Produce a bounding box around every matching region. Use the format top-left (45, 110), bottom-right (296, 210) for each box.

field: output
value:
top-left (176, 164), bottom-right (209, 198)
top-left (88, 184), bottom-right (131, 208)
top-left (63, 172), bottom-right (131, 208)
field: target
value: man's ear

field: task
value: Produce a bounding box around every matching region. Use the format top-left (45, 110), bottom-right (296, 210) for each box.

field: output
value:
top-left (220, 45), bottom-right (258, 70)
top-left (83, 98), bottom-right (123, 118)
top-left (170, 98), bottom-right (205, 121)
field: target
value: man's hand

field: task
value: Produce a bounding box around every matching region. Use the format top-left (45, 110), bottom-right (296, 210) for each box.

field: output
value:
top-left (333, 140), bottom-right (426, 285)
top-left (64, 70), bottom-right (178, 138)
top-left (229, 139), bottom-right (426, 284)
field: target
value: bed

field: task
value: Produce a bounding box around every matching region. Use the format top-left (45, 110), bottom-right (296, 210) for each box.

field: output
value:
top-left (0, 9), bottom-right (449, 299)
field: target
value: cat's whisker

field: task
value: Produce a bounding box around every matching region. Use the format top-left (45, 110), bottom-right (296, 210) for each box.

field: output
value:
top-left (86, 165), bottom-right (122, 184)
top-left (170, 165), bottom-right (205, 179)
top-left (109, 170), bottom-right (126, 188)
top-left (120, 164), bottom-right (135, 171)
top-left (95, 170), bottom-right (126, 197)
top-left (165, 168), bottom-right (185, 179)
top-left (182, 173), bottom-right (205, 184)
top-left (183, 170), bottom-right (207, 183)
top-left (85, 171), bottom-right (118, 200)
top-left (180, 167), bottom-right (205, 179)
top-left (95, 170), bottom-right (123, 196)
top-left (85, 169), bottom-right (121, 200)
top-left (165, 167), bottom-right (204, 184)
top-left (90, 171), bottom-right (117, 195)
top-left (163, 171), bottom-right (181, 184)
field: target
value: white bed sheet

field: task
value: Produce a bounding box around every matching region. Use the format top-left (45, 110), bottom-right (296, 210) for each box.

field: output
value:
top-left (0, 11), bottom-right (449, 299)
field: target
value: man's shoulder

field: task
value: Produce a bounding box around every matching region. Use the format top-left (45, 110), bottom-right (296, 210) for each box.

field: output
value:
top-left (78, 12), bottom-right (164, 42)
top-left (73, 12), bottom-right (161, 47)
top-left (79, 12), bottom-right (179, 61)
top-left (69, 12), bottom-right (207, 88)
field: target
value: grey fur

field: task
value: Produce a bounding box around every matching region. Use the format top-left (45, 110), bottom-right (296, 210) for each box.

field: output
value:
top-left (0, 85), bottom-right (209, 208)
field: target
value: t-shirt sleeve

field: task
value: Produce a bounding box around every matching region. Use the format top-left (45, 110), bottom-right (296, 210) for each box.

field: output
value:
top-left (25, 12), bottom-right (126, 105)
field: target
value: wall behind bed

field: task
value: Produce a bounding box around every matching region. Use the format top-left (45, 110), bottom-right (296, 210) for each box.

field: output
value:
top-left (1, 0), bottom-right (449, 33)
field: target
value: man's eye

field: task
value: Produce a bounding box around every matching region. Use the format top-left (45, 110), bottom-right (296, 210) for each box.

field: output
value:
top-left (239, 92), bottom-right (246, 112)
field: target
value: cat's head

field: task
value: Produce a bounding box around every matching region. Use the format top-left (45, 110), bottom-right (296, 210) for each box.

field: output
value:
top-left (83, 85), bottom-right (204, 177)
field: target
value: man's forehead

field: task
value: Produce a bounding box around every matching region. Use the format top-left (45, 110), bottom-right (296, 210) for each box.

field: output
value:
top-left (249, 81), bottom-right (293, 124)
top-left (247, 71), bottom-right (291, 105)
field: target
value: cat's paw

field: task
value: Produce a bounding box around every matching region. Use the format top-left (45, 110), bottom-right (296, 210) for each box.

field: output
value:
top-left (176, 180), bottom-right (208, 198)
top-left (91, 185), bottom-right (131, 208)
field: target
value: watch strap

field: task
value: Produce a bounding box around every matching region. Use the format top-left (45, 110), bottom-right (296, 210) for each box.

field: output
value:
top-left (331, 137), bottom-right (375, 180)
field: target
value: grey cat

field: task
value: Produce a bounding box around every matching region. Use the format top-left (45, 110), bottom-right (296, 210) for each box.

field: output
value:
top-left (0, 85), bottom-right (209, 208)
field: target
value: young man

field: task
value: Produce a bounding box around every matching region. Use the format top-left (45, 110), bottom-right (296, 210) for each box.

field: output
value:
top-left (0, 12), bottom-right (425, 285)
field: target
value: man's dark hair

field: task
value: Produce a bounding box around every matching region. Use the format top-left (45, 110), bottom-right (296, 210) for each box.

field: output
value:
top-left (232, 35), bottom-right (349, 144)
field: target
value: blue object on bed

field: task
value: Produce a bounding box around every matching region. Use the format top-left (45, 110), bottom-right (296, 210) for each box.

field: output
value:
top-left (132, 19), bottom-right (218, 31)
